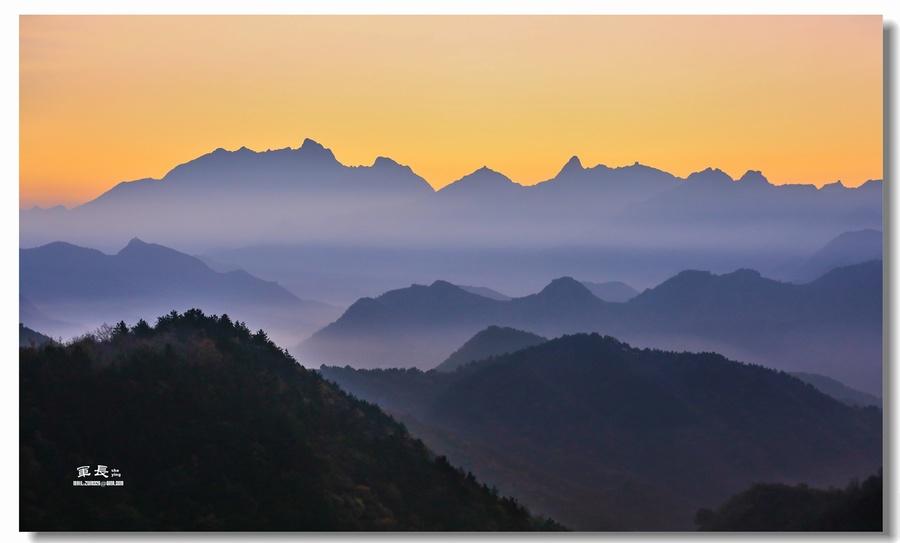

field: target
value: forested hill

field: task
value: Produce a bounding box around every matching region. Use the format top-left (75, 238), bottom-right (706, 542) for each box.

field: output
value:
top-left (321, 333), bottom-right (881, 530)
top-left (20, 309), bottom-right (560, 531)
top-left (696, 471), bottom-right (882, 531)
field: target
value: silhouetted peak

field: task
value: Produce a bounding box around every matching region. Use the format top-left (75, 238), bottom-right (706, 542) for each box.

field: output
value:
top-left (443, 166), bottom-right (515, 191)
top-left (372, 156), bottom-right (403, 169)
top-left (558, 155), bottom-right (585, 176)
top-left (738, 170), bottom-right (769, 186)
top-left (820, 180), bottom-right (847, 191)
top-left (300, 137), bottom-right (324, 150)
top-left (474, 165), bottom-right (502, 176)
top-left (297, 138), bottom-right (338, 162)
top-left (686, 167), bottom-right (733, 185)
top-left (429, 279), bottom-right (468, 293)
top-left (118, 237), bottom-right (168, 256)
top-left (124, 237), bottom-right (149, 249)
top-left (538, 276), bottom-right (596, 299)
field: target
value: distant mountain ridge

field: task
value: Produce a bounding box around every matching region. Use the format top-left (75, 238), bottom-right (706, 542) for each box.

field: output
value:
top-left (75, 139), bottom-right (881, 208)
top-left (83, 138), bottom-right (433, 208)
top-left (790, 372), bottom-right (881, 408)
top-left (22, 238), bottom-right (306, 304)
top-left (457, 285), bottom-right (512, 301)
top-left (21, 139), bottom-right (882, 254)
top-left (784, 229), bottom-right (882, 283)
top-left (435, 326), bottom-right (547, 372)
top-left (578, 280), bottom-right (639, 302)
top-left (20, 239), bottom-right (339, 345)
top-left (301, 261), bottom-right (882, 394)
top-left (36, 139), bottom-right (881, 211)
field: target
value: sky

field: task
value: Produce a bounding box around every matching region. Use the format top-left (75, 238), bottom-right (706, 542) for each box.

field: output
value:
top-left (20, 15), bottom-right (883, 208)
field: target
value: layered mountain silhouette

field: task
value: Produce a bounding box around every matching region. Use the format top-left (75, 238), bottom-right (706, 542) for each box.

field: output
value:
top-left (21, 139), bottom-right (882, 258)
top-left (20, 239), bottom-right (339, 345)
top-left (578, 280), bottom-right (639, 302)
top-left (21, 310), bottom-right (559, 531)
top-left (790, 372), bottom-right (881, 408)
top-left (20, 295), bottom-right (71, 336)
top-left (84, 139), bottom-right (433, 208)
top-left (457, 285), bottom-right (512, 301)
top-left (320, 333), bottom-right (881, 530)
top-left (434, 326), bottom-right (547, 373)
top-left (301, 261), bottom-right (882, 394)
top-left (781, 229), bottom-right (883, 283)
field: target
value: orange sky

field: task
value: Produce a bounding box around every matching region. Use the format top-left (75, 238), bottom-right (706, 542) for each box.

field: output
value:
top-left (20, 15), bottom-right (883, 208)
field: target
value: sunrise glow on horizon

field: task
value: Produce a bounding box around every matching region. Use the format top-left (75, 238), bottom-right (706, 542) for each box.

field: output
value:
top-left (20, 15), bottom-right (883, 208)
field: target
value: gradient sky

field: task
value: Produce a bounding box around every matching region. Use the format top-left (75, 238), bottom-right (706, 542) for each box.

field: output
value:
top-left (20, 15), bottom-right (882, 208)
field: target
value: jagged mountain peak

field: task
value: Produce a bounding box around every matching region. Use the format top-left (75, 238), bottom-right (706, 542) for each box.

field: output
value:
top-left (738, 170), bottom-right (770, 185)
top-left (685, 167), bottom-right (734, 185)
top-left (296, 137), bottom-right (338, 162)
top-left (558, 155), bottom-right (585, 176)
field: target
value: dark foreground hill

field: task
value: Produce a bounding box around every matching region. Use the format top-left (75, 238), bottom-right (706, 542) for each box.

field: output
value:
top-left (696, 471), bottom-right (882, 531)
top-left (20, 310), bottom-right (559, 531)
top-left (320, 334), bottom-right (881, 530)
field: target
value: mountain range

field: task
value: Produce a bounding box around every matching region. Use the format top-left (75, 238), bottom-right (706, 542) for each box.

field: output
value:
top-left (21, 139), bottom-right (882, 259)
top-left (436, 326), bottom-right (878, 408)
top-left (578, 280), bottom-right (639, 302)
top-left (301, 260), bottom-right (882, 394)
top-left (780, 229), bottom-right (882, 283)
top-left (319, 333), bottom-right (882, 530)
top-left (198, 228), bottom-right (880, 307)
top-left (20, 238), bottom-right (339, 345)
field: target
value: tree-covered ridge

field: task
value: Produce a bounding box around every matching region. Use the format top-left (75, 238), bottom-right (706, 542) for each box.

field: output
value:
top-left (321, 333), bottom-right (881, 530)
top-left (696, 471), bottom-right (882, 531)
top-left (20, 309), bottom-right (561, 531)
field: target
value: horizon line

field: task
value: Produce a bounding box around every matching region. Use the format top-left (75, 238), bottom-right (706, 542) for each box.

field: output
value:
top-left (20, 137), bottom-right (884, 210)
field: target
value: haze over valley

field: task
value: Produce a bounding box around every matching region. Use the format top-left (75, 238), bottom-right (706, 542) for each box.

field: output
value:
top-left (23, 174), bottom-right (882, 529)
